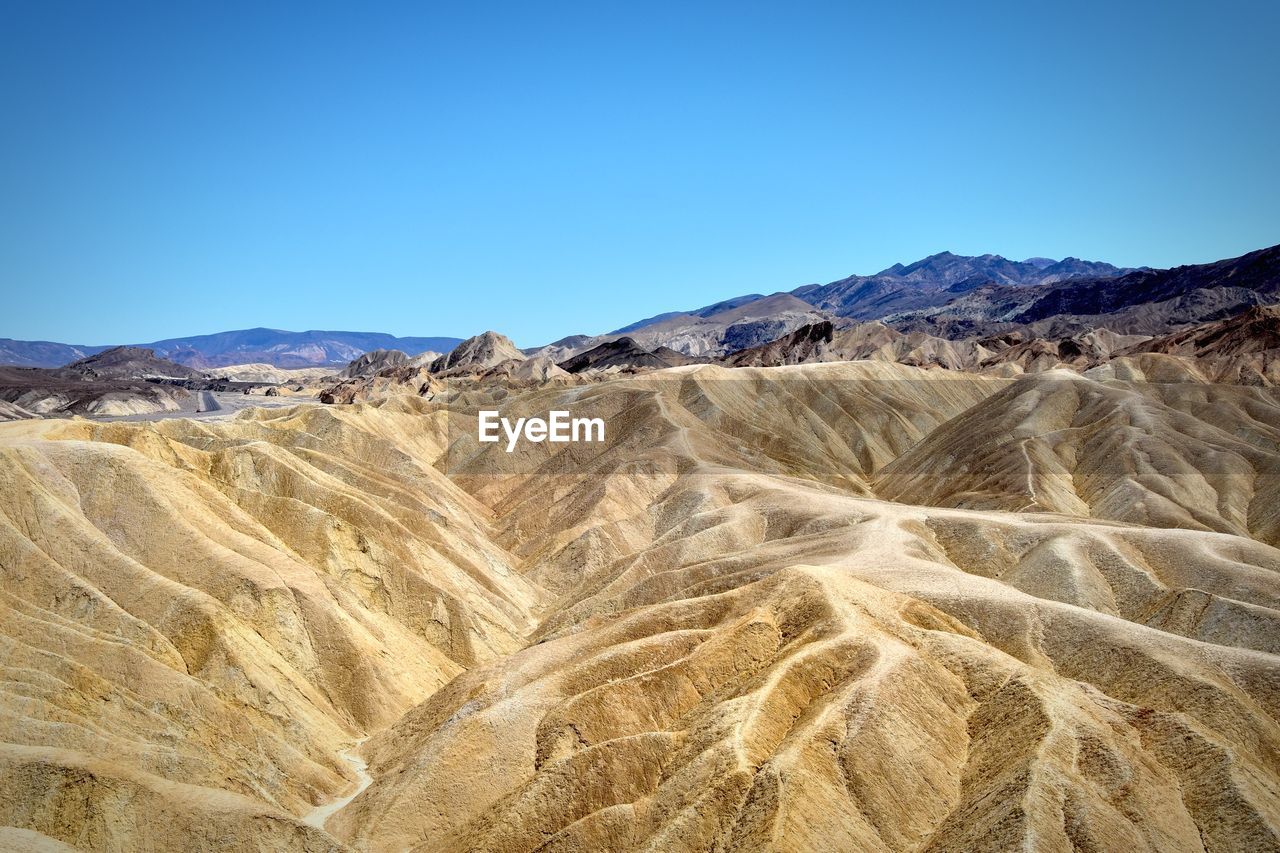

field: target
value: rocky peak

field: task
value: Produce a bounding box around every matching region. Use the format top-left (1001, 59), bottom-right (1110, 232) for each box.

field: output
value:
top-left (431, 331), bottom-right (525, 374)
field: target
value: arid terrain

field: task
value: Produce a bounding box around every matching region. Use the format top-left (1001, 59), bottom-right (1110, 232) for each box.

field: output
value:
top-left (4, 0), bottom-right (1275, 843)
top-left (1, 350), bottom-right (1278, 850)
top-left (2, 248), bottom-right (1280, 851)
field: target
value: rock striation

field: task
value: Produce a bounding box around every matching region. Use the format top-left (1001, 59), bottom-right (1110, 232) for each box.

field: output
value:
top-left (1, 360), bottom-right (1278, 850)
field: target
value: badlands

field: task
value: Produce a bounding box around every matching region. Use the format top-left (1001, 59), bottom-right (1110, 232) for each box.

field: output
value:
top-left (0, 358), bottom-right (1278, 851)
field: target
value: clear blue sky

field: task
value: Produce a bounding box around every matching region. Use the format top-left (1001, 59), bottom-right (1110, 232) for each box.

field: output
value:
top-left (2, 0), bottom-right (1277, 347)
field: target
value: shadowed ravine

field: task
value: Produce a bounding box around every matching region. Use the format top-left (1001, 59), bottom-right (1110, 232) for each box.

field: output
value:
top-left (305, 740), bottom-right (373, 831)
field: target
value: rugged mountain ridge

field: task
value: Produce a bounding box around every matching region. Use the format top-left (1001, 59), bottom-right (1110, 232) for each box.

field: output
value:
top-left (320, 332), bottom-right (531, 404)
top-left (889, 244), bottom-right (1280, 338)
top-left (558, 337), bottom-right (707, 373)
top-left (790, 251), bottom-right (1127, 320)
top-left (1105, 304), bottom-right (1280, 384)
top-left (65, 346), bottom-right (205, 380)
top-left (0, 347), bottom-right (206, 418)
top-left (527, 294), bottom-right (830, 361)
top-left (582, 244), bottom-right (1277, 358)
top-left (340, 349), bottom-right (410, 379)
top-left (722, 320), bottom-right (994, 371)
top-left (714, 304), bottom-right (1280, 385)
top-left (516, 250), bottom-right (1134, 361)
top-left (8, 245), bottom-right (1274, 372)
top-left (429, 331), bottom-right (525, 375)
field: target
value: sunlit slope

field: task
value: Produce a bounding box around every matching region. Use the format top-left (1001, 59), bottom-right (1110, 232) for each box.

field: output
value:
top-left (1, 360), bottom-right (1278, 851)
top-left (330, 363), bottom-right (1280, 852)
top-left (0, 404), bottom-right (541, 849)
top-left (439, 363), bottom-right (1002, 593)
top-left (877, 370), bottom-right (1280, 543)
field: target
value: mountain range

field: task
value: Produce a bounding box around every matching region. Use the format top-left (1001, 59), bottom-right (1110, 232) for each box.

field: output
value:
top-left (0, 346), bottom-right (203, 417)
top-left (789, 251), bottom-right (1130, 319)
top-left (603, 245), bottom-right (1279, 351)
top-left (887, 244), bottom-right (1280, 338)
top-left (3, 243), bottom-right (1280, 850)
top-left (0, 328), bottom-right (462, 369)
top-left (3, 244), bottom-right (1278, 372)
top-left (508, 245), bottom-right (1272, 362)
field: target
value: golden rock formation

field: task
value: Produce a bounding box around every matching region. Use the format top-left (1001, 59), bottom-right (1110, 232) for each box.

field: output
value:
top-left (1, 361), bottom-right (1277, 850)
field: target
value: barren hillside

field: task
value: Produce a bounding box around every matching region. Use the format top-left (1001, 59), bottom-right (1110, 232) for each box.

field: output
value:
top-left (0, 362), bottom-right (1277, 850)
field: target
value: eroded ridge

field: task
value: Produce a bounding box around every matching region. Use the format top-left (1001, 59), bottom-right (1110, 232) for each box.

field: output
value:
top-left (0, 362), bottom-right (1277, 850)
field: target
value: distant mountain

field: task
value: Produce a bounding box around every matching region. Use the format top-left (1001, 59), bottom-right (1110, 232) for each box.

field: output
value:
top-left (622, 292), bottom-right (827, 356)
top-left (609, 294), bottom-right (770, 335)
top-left (522, 334), bottom-right (595, 357)
top-left (141, 328), bottom-right (463, 368)
top-left (65, 346), bottom-right (205, 381)
top-left (317, 332), bottom-right (536, 404)
top-left (0, 339), bottom-right (110, 368)
top-left (557, 337), bottom-right (705, 373)
top-left (720, 320), bottom-right (994, 371)
top-left (430, 331), bottom-right (525, 375)
top-left (890, 244), bottom-right (1280, 338)
top-left (1012, 244), bottom-right (1280, 329)
top-left (0, 347), bottom-right (198, 418)
top-left (530, 292), bottom-right (829, 361)
top-left (719, 321), bottom-right (839, 367)
top-left (788, 252), bottom-right (1128, 320)
top-left (625, 245), bottom-right (1277, 353)
top-left (339, 349), bottom-right (410, 379)
top-left (592, 251), bottom-right (1129, 357)
top-left (1103, 303), bottom-right (1280, 384)
top-left (1122, 303), bottom-right (1280, 360)
top-left (0, 328), bottom-right (463, 368)
top-left (10, 245), bottom-right (1275, 373)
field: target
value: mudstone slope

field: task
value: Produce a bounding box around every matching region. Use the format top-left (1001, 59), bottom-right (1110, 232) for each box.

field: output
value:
top-left (0, 360), bottom-right (1277, 851)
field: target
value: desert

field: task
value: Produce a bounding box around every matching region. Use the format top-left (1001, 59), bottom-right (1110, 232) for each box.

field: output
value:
top-left (1, 329), bottom-right (1278, 849)
top-left (4, 2), bottom-right (1278, 849)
